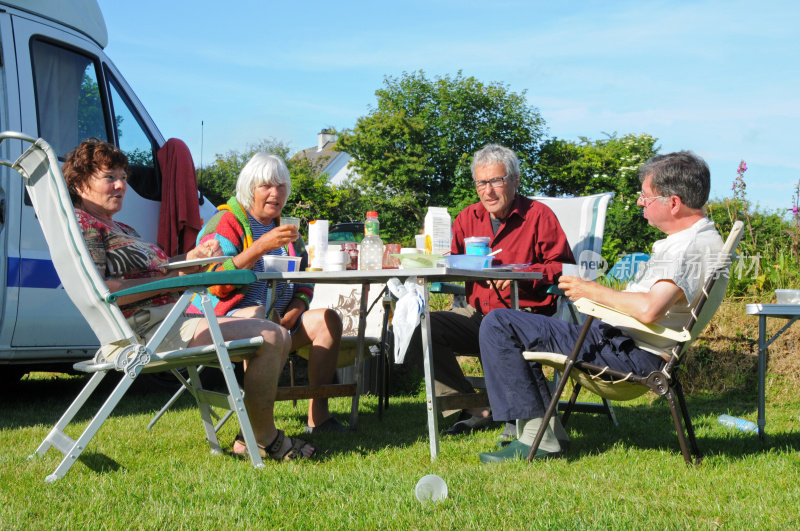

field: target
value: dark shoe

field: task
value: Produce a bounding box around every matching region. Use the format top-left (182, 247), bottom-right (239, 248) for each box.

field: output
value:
top-left (479, 440), bottom-right (560, 464)
top-left (443, 413), bottom-right (493, 436)
top-left (304, 416), bottom-right (349, 434)
top-left (233, 430), bottom-right (315, 461)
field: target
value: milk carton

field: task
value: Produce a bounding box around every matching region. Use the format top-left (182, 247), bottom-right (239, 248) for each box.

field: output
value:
top-left (307, 219), bottom-right (329, 269)
top-left (423, 207), bottom-right (451, 255)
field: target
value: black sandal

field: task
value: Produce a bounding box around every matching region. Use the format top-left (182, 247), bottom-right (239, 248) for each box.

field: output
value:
top-left (233, 430), bottom-right (316, 461)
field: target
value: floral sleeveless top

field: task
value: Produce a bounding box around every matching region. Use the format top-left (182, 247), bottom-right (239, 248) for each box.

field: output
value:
top-left (76, 208), bottom-right (177, 316)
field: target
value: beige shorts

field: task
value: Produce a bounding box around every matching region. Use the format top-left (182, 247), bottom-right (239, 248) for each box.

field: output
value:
top-left (97, 305), bottom-right (203, 363)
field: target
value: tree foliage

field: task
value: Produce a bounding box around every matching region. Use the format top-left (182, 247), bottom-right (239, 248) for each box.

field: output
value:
top-left (196, 139), bottom-right (365, 239)
top-left (337, 70), bottom-right (546, 244)
top-left (533, 133), bottom-right (662, 263)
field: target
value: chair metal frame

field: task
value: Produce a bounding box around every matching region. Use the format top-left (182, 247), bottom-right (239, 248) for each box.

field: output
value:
top-left (524, 220), bottom-right (744, 465)
top-left (1, 132), bottom-right (268, 481)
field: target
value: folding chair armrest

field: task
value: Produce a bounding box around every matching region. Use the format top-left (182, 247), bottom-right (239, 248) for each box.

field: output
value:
top-left (106, 270), bottom-right (257, 303)
top-left (546, 285), bottom-right (564, 296)
top-left (573, 297), bottom-right (691, 342)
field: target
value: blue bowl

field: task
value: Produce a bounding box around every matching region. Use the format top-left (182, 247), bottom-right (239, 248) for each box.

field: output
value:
top-left (445, 254), bottom-right (491, 270)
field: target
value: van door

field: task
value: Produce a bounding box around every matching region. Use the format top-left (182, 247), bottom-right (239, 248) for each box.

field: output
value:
top-left (9, 15), bottom-right (164, 351)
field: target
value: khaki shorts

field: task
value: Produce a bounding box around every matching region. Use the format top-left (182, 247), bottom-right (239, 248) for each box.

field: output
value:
top-left (96, 305), bottom-right (203, 363)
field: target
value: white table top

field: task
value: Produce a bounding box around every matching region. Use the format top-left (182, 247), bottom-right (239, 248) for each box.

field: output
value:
top-left (256, 266), bottom-right (542, 284)
top-left (745, 303), bottom-right (800, 316)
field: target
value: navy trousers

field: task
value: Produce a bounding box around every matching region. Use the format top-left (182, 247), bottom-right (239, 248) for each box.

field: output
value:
top-left (479, 309), bottom-right (665, 422)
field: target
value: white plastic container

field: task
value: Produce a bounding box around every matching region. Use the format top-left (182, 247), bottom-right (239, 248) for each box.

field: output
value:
top-left (262, 256), bottom-right (302, 272)
top-left (423, 207), bottom-right (451, 255)
top-left (325, 249), bottom-right (349, 271)
top-left (775, 289), bottom-right (800, 304)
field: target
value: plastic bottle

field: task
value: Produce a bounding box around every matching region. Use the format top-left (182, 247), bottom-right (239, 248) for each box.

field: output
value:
top-left (359, 211), bottom-right (384, 270)
top-left (717, 414), bottom-right (758, 433)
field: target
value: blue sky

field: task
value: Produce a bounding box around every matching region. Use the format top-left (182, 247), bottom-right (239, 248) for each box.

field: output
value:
top-left (98, 0), bottom-right (799, 212)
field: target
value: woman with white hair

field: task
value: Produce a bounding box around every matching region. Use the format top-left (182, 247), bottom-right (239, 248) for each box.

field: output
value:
top-left (193, 153), bottom-right (345, 455)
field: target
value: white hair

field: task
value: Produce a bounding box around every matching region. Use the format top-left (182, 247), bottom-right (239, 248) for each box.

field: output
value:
top-left (235, 153), bottom-right (291, 210)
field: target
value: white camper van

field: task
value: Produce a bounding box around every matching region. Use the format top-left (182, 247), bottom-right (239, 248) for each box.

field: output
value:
top-left (0, 1), bottom-right (211, 382)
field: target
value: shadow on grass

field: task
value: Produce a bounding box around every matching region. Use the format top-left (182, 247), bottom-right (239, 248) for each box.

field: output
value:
top-left (1, 370), bottom-right (436, 463)
top-left (0, 372), bottom-right (180, 430)
top-left (558, 388), bottom-right (800, 462)
top-left (9, 370), bottom-right (794, 466)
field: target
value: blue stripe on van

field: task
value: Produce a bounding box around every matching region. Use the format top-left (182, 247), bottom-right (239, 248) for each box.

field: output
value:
top-left (6, 257), bottom-right (62, 288)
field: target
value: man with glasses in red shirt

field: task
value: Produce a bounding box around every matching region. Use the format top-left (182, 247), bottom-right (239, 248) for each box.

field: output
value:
top-left (405, 144), bottom-right (574, 436)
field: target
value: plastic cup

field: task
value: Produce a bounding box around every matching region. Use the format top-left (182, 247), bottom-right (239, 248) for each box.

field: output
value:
top-left (464, 236), bottom-right (491, 256)
top-left (414, 234), bottom-right (426, 250)
top-left (414, 474), bottom-right (448, 503)
top-left (280, 216), bottom-right (300, 228)
top-left (561, 263), bottom-right (580, 277)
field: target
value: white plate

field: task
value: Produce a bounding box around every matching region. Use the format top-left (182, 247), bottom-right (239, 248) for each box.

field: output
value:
top-left (164, 256), bottom-right (228, 270)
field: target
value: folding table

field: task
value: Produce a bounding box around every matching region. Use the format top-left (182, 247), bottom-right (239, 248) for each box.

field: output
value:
top-left (259, 267), bottom-right (538, 459)
top-left (745, 303), bottom-right (800, 438)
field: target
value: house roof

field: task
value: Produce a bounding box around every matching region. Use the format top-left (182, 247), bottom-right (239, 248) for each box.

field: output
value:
top-left (291, 140), bottom-right (342, 174)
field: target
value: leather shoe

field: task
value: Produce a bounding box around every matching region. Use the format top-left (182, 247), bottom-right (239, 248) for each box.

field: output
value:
top-left (479, 440), bottom-right (560, 463)
top-left (443, 413), bottom-right (493, 436)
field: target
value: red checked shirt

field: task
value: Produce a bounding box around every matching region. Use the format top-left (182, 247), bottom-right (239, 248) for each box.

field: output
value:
top-left (451, 194), bottom-right (574, 316)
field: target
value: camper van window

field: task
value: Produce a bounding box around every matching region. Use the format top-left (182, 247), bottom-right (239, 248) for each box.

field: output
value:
top-left (107, 73), bottom-right (161, 201)
top-left (30, 39), bottom-right (110, 158)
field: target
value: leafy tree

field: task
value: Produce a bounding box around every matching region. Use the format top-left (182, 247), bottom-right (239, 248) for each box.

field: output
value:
top-left (197, 139), bottom-right (364, 239)
top-left (197, 139), bottom-right (291, 207)
top-left (533, 133), bottom-right (661, 263)
top-left (337, 70), bottom-right (545, 244)
top-left (78, 73), bottom-right (106, 141)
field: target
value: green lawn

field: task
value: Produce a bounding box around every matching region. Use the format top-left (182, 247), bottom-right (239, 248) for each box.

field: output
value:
top-left (2, 372), bottom-right (799, 529)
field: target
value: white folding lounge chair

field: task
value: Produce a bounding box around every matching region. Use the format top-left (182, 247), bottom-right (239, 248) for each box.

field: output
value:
top-left (523, 221), bottom-right (744, 465)
top-left (0, 132), bottom-right (267, 481)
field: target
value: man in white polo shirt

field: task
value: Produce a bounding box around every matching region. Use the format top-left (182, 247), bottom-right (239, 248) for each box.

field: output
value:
top-left (477, 150), bottom-right (724, 463)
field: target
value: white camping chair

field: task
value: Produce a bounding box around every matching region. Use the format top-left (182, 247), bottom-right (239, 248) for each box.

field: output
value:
top-left (523, 221), bottom-right (744, 465)
top-left (292, 283), bottom-right (390, 417)
top-left (0, 132), bottom-right (266, 481)
top-left (530, 192), bottom-right (614, 322)
top-left (530, 192), bottom-right (617, 424)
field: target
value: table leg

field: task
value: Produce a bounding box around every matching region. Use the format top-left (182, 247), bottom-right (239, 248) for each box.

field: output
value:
top-left (420, 278), bottom-right (439, 459)
top-left (510, 281), bottom-right (519, 310)
top-left (349, 283), bottom-right (369, 430)
top-left (757, 315), bottom-right (767, 440)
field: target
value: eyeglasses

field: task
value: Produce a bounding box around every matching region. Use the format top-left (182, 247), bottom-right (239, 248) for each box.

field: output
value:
top-left (93, 173), bottom-right (128, 183)
top-left (637, 191), bottom-right (667, 205)
top-left (474, 175), bottom-right (509, 191)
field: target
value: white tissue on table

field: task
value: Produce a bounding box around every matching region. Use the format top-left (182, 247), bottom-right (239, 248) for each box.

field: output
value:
top-left (387, 277), bottom-right (425, 364)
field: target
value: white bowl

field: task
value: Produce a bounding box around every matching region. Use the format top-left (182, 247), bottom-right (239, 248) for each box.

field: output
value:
top-left (262, 255), bottom-right (302, 272)
top-left (775, 289), bottom-right (800, 304)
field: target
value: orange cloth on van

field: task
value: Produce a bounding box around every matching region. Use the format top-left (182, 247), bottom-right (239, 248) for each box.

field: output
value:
top-left (156, 138), bottom-right (203, 256)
